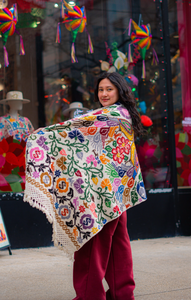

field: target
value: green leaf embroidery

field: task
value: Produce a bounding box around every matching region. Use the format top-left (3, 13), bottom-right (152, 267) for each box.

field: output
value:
top-left (105, 145), bottom-right (112, 152)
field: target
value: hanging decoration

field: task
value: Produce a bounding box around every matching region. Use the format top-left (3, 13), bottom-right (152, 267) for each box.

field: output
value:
top-left (128, 20), bottom-right (158, 78)
top-left (56, 0), bottom-right (93, 63)
top-left (0, 4), bottom-right (25, 67)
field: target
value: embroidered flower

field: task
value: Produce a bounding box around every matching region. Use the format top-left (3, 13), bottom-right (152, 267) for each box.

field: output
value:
top-left (112, 146), bottom-right (124, 164)
top-left (117, 137), bottom-right (131, 154)
top-left (32, 171), bottom-right (39, 179)
top-left (55, 170), bottom-right (61, 177)
top-left (79, 205), bottom-right (86, 213)
top-left (73, 197), bottom-right (79, 209)
top-left (59, 205), bottom-right (71, 220)
top-left (74, 178), bottom-right (84, 194)
top-left (56, 178), bottom-right (69, 193)
top-left (99, 153), bottom-right (110, 165)
top-left (92, 227), bottom-right (99, 234)
top-left (40, 172), bottom-right (52, 187)
top-left (137, 182), bottom-right (147, 200)
top-left (56, 156), bottom-right (67, 171)
top-left (68, 130), bottom-right (85, 143)
top-left (26, 141), bottom-right (32, 148)
top-left (59, 131), bottom-right (67, 138)
top-left (90, 202), bottom-right (98, 218)
top-left (112, 178), bottom-right (121, 192)
top-left (77, 236), bottom-right (83, 243)
top-left (36, 136), bottom-right (49, 151)
top-left (55, 202), bottom-right (59, 209)
top-left (0, 123), bottom-right (4, 129)
top-left (80, 214), bottom-right (94, 230)
top-left (113, 205), bottom-right (120, 213)
top-left (86, 154), bottom-right (97, 167)
top-left (30, 147), bottom-right (44, 162)
top-left (101, 178), bottom-right (112, 192)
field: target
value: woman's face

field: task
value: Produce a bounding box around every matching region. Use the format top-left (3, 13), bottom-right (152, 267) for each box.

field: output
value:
top-left (98, 78), bottom-right (119, 107)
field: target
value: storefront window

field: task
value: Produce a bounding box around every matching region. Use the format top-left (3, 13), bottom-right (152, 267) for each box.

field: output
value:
top-left (0, 0), bottom-right (171, 193)
top-left (169, 0), bottom-right (191, 187)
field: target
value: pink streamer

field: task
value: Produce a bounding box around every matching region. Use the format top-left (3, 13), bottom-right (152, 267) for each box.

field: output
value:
top-left (61, 0), bottom-right (65, 18)
top-left (20, 35), bottom-right (25, 55)
top-left (56, 23), bottom-right (61, 43)
top-left (152, 48), bottom-right (159, 65)
top-left (4, 46), bottom-right (9, 67)
top-left (71, 43), bottom-right (78, 63)
top-left (123, 18), bottom-right (132, 35)
top-left (88, 33), bottom-right (94, 54)
top-left (13, 3), bottom-right (18, 21)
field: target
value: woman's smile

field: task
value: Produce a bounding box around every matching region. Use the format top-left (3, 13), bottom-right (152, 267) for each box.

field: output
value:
top-left (98, 78), bottom-right (119, 107)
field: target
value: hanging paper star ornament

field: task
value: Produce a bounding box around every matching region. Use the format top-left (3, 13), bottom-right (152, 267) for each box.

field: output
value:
top-left (0, 4), bottom-right (25, 67)
top-left (56, 0), bottom-right (93, 63)
top-left (129, 20), bottom-right (158, 78)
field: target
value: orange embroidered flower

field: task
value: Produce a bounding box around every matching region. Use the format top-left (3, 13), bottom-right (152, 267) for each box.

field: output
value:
top-left (40, 172), bottom-right (52, 188)
top-left (56, 156), bottom-right (67, 170)
top-left (56, 178), bottom-right (69, 193)
top-left (87, 127), bottom-right (97, 135)
top-left (73, 226), bottom-right (78, 239)
top-left (99, 153), bottom-right (110, 165)
top-left (101, 178), bottom-right (112, 192)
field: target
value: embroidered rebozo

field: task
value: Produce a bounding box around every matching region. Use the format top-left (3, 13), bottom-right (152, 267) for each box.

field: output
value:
top-left (24, 103), bottom-right (147, 259)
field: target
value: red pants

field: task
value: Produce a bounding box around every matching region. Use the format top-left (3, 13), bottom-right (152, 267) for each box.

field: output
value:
top-left (73, 211), bottom-right (135, 300)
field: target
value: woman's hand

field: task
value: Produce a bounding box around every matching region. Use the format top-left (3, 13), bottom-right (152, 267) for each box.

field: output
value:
top-left (33, 127), bottom-right (45, 134)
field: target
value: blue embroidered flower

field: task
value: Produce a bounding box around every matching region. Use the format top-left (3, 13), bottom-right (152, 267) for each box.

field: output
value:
top-left (55, 202), bottom-right (59, 209)
top-left (55, 170), bottom-right (61, 177)
top-left (0, 123), bottom-right (4, 129)
top-left (102, 219), bottom-right (107, 225)
top-left (97, 115), bottom-right (108, 121)
top-left (68, 129), bottom-right (85, 143)
top-left (80, 214), bottom-right (94, 230)
top-left (12, 122), bottom-right (18, 129)
top-left (58, 205), bottom-right (71, 220)
top-left (77, 236), bottom-right (83, 244)
top-left (27, 141), bottom-right (32, 148)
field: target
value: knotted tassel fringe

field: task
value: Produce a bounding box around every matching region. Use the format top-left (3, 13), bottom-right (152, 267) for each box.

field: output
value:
top-left (20, 35), bottom-right (25, 55)
top-left (71, 43), bottom-right (78, 63)
top-left (152, 48), bottom-right (159, 66)
top-left (4, 46), bottom-right (9, 67)
top-left (87, 32), bottom-right (94, 54)
top-left (142, 60), bottom-right (146, 79)
top-left (13, 3), bottom-right (18, 21)
top-left (61, 0), bottom-right (65, 18)
top-left (56, 23), bottom-right (61, 43)
top-left (128, 44), bottom-right (133, 63)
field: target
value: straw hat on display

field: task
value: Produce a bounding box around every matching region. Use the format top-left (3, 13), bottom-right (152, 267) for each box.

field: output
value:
top-left (63, 102), bottom-right (88, 116)
top-left (0, 91), bottom-right (30, 104)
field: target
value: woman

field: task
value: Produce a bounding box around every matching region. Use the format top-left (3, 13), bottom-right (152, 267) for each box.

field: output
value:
top-left (73, 72), bottom-right (144, 300)
top-left (24, 72), bottom-right (146, 300)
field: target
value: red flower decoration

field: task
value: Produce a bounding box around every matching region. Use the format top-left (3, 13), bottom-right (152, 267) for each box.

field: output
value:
top-left (79, 205), bottom-right (86, 213)
top-left (112, 146), bottom-right (124, 164)
top-left (141, 115), bottom-right (153, 127)
top-left (117, 137), bottom-right (131, 154)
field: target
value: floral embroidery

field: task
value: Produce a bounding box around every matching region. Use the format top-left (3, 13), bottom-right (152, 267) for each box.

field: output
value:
top-left (56, 178), bottom-right (69, 193)
top-left (40, 172), bottom-right (52, 187)
top-left (30, 147), bottom-right (44, 162)
top-left (56, 156), bottom-right (67, 170)
top-left (101, 178), bottom-right (112, 192)
top-left (24, 103), bottom-right (147, 254)
top-left (112, 146), bottom-right (124, 164)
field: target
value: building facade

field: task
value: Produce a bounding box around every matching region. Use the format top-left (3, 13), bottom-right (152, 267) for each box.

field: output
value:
top-left (0, 0), bottom-right (191, 248)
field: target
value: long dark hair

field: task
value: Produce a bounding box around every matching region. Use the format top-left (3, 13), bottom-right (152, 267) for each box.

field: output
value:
top-left (94, 72), bottom-right (143, 137)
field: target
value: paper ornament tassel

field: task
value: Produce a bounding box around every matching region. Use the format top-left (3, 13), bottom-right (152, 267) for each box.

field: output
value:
top-left (56, 23), bottom-right (61, 43)
top-left (128, 44), bottom-right (133, 63)
top-left (142, 60), bottom-right (146, 79)
top-left (71, 42), bottom-right (78, 63)
top-left (3, 46), bottom-right (9, 67)
top-left (128, 19), bottom-right (132, 36)
top-left (87, 32), bottom-right (93, 54)
top-left (20, 35), bottom-right (25, 55)
top-left (61, 0), bottom-right (65, 18)
top-left (152, 48), bottom-right (159, 66)
top-left (13, 3), bottom-right (18, 21)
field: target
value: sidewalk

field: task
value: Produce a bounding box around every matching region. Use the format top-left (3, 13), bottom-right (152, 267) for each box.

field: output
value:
top-left (0, 236), bottom-right (191, 300)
